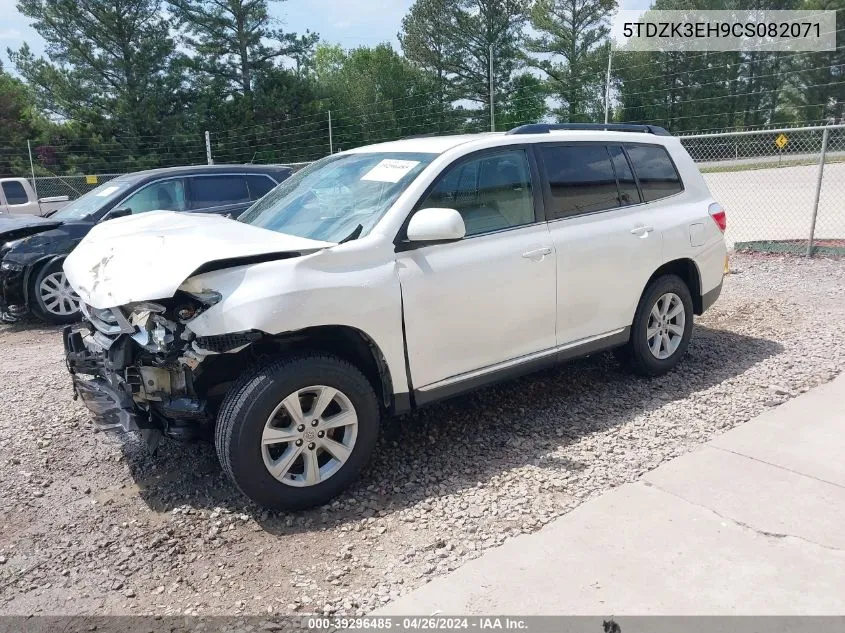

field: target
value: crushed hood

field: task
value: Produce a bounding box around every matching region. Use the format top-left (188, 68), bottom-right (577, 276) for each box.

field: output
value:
top-left (64, 211), bottom-right (335, 308)
top-left (0, 214), bottom-right (62, 240)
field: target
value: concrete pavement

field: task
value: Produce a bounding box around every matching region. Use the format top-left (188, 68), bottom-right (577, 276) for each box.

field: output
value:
top-left (379, 374), bottom-right (845, 615)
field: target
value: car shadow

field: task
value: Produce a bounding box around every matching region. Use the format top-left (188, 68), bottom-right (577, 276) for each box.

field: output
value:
top-left (0, 315), bottom-right (64, 337)
top-left (123, 325), bottom-right (783, 532)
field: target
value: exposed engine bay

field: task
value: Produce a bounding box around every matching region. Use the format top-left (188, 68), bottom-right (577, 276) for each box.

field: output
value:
top-left (64, 291), bottom-right (261, 446)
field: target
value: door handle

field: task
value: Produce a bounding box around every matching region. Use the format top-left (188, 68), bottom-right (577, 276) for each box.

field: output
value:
top-left (522, 247), bottom-right (552, 260)
top-left (630, 225), bottom-right (655, 237)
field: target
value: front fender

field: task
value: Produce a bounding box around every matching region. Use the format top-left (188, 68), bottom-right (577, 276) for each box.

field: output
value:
top-left (182, 245), bottom-right (410, 398)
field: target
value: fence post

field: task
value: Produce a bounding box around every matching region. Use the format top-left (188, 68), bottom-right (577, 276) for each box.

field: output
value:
top-left (806, 126), bottom-right (829, 258)
top-left (328, 110), bottom-right (333, 155)
top-left (205, 131), bottom-right (213, 165)
top-left (27, 140), bottom-right (39, 200)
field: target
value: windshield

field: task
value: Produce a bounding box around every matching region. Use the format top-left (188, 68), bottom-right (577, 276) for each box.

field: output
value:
top-left (51, 179), bottom-right (134, 220)
top-left (239, 152), bottom-right (437, 242)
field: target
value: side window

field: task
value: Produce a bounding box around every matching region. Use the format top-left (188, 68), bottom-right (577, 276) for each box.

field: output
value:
top-left (120, 180), bottom-right (186, 214)
top-left (189, 175), bottom-right (249, 209)
top-left (419, 149), bottom-right (535, 237)
top-left (2, 181), bottom-right (29, 205)
top-left (608, 146), bottom-right (642, 206)
top-left (246, 175), bottom-right (277, 200)
top-left (626, 145), bottom-right (683, 202)
top-left (540, 145), bottom-right (619, 218)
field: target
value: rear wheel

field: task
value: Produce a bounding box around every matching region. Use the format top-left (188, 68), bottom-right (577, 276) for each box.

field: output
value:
top-left (29, 259), bottom-right (82, 325)
top-left (615, 274), bottom-right (694, 377)
top-left (215, 353), bottom-right (380, 511)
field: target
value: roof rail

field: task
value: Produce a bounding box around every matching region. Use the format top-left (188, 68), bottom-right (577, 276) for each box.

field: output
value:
top-left (507, 123), bottom-right (672, 136)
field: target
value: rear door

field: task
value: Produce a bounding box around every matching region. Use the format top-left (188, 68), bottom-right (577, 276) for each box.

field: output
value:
top-left (538, 142), bottom-right (665, 346)
top-left (186, 174), bottom-right (252, 215)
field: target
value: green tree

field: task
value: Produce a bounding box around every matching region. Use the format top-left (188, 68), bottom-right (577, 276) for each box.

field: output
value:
top-left (527, 0), bottom-right (616, 122)
top-left (317, 43), bottom-right (443, 150)
top-left (0, 61), bottom-right (42, 176)
top-left (786, 0), bottom-right (844, 123)
top-left (10, 0), bottom-right (184, 144)
top-left (168, 0), bottom-right (318, 96)
top-left (446, 0), bottom-right (530, 119)
top-left (399, 0), bottom-right (459, 129)
top-left (497, 73), bottom-right (550, 129)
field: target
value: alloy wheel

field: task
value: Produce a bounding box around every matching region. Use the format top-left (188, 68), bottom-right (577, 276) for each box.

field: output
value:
top-left (261, 385), bottom-right (359, 487)
top-left (646, 292), bottom-right (686, 360)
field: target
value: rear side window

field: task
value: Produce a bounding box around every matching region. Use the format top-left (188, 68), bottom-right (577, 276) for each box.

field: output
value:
top-left (540, 145), bottom-right (620, 218)
top-left (626, 145), bottom-right (683, 202)
top-left (2, 181), bottom-right (29, 205)
top-left (246, 175), bottom-right (277, 200)
top-left (189, 175), bottom-right (249, 209)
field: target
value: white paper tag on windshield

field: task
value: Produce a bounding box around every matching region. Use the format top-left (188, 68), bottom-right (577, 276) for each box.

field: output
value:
top-left (361, 159), bottom-right (420, 183)
top-left (95, 186), bottom-right (120, 197)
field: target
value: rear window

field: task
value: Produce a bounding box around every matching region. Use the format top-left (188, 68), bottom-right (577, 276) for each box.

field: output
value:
top-left (626, 145), bottom-right (683, 202)
top-left (2, 181), bottom-right (29, 205)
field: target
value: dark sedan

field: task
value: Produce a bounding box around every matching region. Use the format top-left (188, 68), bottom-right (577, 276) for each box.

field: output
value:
top-left (0, 164), bottom-right (292, 325)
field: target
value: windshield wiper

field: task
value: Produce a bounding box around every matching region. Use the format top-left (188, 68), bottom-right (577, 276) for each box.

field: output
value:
top-left (338, 224), bottom-right (363, 244)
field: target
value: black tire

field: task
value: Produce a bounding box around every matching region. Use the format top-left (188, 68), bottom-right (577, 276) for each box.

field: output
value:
top-left (614, 274), bottom-right (694, 377)
top-left (215, 353), bottom-right (380, 511)
top-left (29, 259), bottom-right (82, 325)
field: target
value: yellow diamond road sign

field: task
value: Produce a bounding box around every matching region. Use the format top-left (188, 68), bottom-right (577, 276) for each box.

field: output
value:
top-left (775, 134), bottom-right (789, 150)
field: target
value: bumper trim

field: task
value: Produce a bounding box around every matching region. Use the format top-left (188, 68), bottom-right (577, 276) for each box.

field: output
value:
top-left (73, 377), bottom-right (150, 433)
top-left (701, 280), bottom-right (723, 314)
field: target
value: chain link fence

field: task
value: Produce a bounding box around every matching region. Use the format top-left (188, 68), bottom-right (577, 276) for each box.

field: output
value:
top-left (29, 173), bottom-right (124, 201)
top-left (9, 126), bottom-right (845, 257)
top-left (681, 124), bottom-right (845, 256)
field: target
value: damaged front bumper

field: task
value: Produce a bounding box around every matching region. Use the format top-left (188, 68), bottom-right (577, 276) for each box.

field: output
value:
top-left (0, 259), bottom-right (27, 322)
top-left (63, 297), bottom-right (250, 444)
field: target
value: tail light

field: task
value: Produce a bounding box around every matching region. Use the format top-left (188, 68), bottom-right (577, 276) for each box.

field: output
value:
top-left (708, 202), bottom-right (727, 233)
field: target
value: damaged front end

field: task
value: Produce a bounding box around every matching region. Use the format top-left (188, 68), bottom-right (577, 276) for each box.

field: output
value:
top-left (64, 292), bottom-right (261, 446)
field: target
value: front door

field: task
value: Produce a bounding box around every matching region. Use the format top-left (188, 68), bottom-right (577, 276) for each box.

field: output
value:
top-left (396, 147), bottom-right (557, 391)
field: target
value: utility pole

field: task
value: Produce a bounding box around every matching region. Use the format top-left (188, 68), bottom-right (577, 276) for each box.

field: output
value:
top-left (27, 140), bottom-right (39, 199)
top-left (204, 131), bottom-right (213, 165)
top-left (328, 110), bottom-right (334, 154)
top-left (604, 46), bottom-right (613, 125)
top-left (489, 43), bottom-right (495, 132)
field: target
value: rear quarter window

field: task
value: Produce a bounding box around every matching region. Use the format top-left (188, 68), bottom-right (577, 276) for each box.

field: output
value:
top-left (246, 175), bottom-right (277, 200)
top-left (626, 145), bottom-right (683, 202)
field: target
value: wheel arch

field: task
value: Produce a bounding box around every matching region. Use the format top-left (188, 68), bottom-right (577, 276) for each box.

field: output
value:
top-left (249, 325), bottom-right (402, 414)
top-left (645, 258), bottom-right (704, 315)
top-left (22, 254), bottom-right (65, 308)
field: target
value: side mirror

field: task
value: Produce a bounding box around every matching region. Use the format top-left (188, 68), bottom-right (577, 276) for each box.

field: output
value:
top-left (102, 207), bottom-right (131, 221)
top-left (406, 208), bottom-right (466, 243)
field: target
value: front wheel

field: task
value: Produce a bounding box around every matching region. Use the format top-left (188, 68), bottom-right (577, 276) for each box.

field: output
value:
top-left (215, 354), bottom-right (380, 511)
top-left (29, 259), bottom-right (82, 325)
top-left (614, 274), bottom-right (694, 377)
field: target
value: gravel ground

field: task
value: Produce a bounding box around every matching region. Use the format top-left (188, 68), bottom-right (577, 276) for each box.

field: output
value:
top-left (1, 253), bottom-right (843, 616)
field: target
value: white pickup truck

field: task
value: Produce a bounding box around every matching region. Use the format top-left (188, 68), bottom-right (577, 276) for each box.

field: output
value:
top-left (0, 177), bottom-right (69, 216)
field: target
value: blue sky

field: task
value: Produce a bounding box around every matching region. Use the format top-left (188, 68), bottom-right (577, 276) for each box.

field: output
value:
top-left (0, 0), bottom-right (650, 70)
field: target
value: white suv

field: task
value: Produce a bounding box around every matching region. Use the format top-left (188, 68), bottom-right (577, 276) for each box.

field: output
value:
top-left (62, 124), bottom-right (727, 510)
